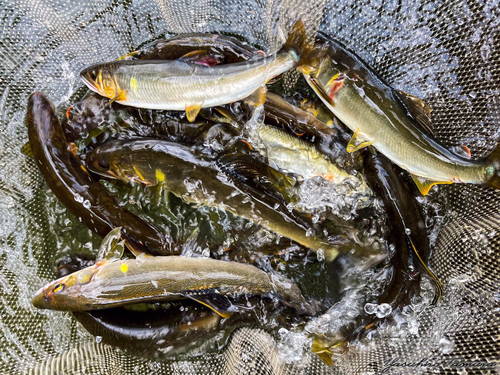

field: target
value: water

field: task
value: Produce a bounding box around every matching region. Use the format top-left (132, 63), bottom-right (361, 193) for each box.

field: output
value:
top-left (20, 27), bottom-right (446, 367)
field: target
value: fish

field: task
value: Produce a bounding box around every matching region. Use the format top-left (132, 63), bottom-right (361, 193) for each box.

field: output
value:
top-left (85, 138), bottom-right (341, 261)
top-left (80, 21), bottom-right (313, 121)
top-left (32, 255), bottom-right (314, 316)
top-left (257, 123), bottom-right (371, 196)
top-left (26, 92), bottom-right (173, 256)
top-left (364, 148), bottom-right (442, 309)
top-left (302, 34), bottom-right (500, 195)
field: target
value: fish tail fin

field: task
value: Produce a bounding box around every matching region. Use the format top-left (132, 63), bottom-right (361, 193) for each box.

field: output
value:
top-left (485, 143), bottom-right (500, 189)
top-left (282, 20), bottom-right (322, 69)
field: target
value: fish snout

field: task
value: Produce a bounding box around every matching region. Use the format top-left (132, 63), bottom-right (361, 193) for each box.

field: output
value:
top-left (32, 286), bottom-right (52, 309)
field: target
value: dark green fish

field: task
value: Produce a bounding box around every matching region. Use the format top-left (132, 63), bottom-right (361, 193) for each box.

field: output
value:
top-left (26, 92), bottom-right (173, 255)
top-left (85, 139), bottom-right (341, 261)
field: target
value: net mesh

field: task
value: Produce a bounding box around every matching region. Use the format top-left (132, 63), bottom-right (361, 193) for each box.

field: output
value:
top-left (1, 0), bottom-right (499, 373)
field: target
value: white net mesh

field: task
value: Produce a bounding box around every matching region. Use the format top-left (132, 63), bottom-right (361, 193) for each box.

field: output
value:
top-left (1, 0), bottom-right (499, 373)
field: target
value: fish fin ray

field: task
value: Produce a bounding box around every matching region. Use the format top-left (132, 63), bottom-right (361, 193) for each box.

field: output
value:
top-left (97, 227), bottom-right (125, 261)
top-left (117, 51), bottom-right (139, 61)
top-left (410, 174), bottom-right (452, 195)
top-left (395, 89), bottom-right (434, 137)
top-left (347, 132), bottom-right (373, 153)
top-left (245, 87), bottom-right (267, 106)
top-left (182, 292), bottom-right (243, 318)
top-left (186, 102), bottom-right (203, 122)
top-left (106, 90), bottom-right (127, 107)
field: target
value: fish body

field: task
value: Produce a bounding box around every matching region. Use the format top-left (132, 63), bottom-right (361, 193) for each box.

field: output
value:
top-left (80, 21), bottom-right (310, 120)
top-left (32, 256), bottom-right (312, 315)
top-left (258, 124), bottom-right (370, 195)
top-left (86, 139), bottom-right (339, 260)
top-left (303, 34), bottom-right (500, 195)
top-left (26, 92), bottom-right (172, 255)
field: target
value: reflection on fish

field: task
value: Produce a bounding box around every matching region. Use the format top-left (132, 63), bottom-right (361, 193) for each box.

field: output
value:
top-left (303, 34), bottom-right (500, 195)
top-left (26, 92), bottom-right (173, 256)
top-left (80, 21), bottom-right (313, 122)
top-left (86, 139), bottom-right (342, 261)
top-left (32, 255), bottom-right (314, 316)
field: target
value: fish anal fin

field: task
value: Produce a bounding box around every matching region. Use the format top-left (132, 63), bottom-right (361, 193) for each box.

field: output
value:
top-left (182, 291), bottom-right (238, 318)
top-left (395, 90), bottom-right (434, 137)
top-left (347, 131), bottom-right (373, 153)
top-left (245, 87), bottom-right (267, 106)
top-left (410, 174), bottom-right (452, 195)
top-left (186, 103), bottom-right (203, 122)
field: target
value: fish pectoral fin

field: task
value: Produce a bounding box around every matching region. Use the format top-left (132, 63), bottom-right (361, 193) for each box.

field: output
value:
top-left (106, 90), bottom-right (127, 107)
top-left (347, 132), bottom-right (373, 153)
top-left (97, 227), bottom-right (125, 261)
top-left (410, 174), bottom-right (453, 195)
top-left (182, 292), bottom-right (241, 318)
top-left (244, 87), bottom-right (267, 106)
top-left (395, 89), bottom-right (434, 137)
top-left (185, 102), bottom-right (203, 122)
top-left (214, 107), bottom-right (239, 126)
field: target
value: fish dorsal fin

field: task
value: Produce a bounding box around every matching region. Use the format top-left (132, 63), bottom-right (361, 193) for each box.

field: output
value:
top-left (410, 174), bottom-right (453, 196)
top-left (217, 153), bottom-right (296, 189)
top-left (179, 50), bottom-right (218, 66)
top-left (182, 291), bottom-right (245, 318)
top-left (97, 227), bottom-right (125, 261)
top-left (395, 90), bottom-right (434, 137)
top-left (186, 102), bottom-right (203, 122)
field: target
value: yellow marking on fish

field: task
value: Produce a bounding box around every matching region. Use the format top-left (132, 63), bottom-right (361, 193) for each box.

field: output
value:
top-left (132, 165), bottom-right (147, 184)
top-left (155, 169), bottom-right (165, 182)
top-left (53, 284), bottom-right (64, 293)
top-left (81, 165), bottom-right (89, 174)
top-left (120, 263), bottom-right (128, 273)
top-left (98, 70), bottom-right (103, 92)
top-left (327, 73), bottom-right (341, 86)
top-left (130, 77), bottom-right (138, 92)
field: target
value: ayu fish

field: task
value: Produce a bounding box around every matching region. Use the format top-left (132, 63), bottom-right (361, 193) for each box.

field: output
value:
top-left (86, 139), bottom-right (341, 261)
top-left (302, 34), bottom-right (500, 195)
top-left (80, 21), bottom-right (313, 122)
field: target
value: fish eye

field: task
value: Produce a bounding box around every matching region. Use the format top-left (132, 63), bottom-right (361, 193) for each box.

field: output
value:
top-left (98, 160), bottom-right (110, 171)
top-left (89, 70), bottom-right (98, 81)
top-left (53, 283), bottom-right (65, 294)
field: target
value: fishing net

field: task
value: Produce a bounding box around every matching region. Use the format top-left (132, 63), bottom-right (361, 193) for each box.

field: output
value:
top-left (1, 0), bottom-right (499, 373)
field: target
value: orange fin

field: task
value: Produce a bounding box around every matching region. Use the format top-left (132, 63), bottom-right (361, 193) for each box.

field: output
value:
top-left (451, 145), bottom-right (471, 159)
top-left (106, 90), bottom-right (127, 107)
top-left (410, 174), bottom-right (452, 195)
top-left (185, 102), bottom-right (203, 122)
top-left (347, 131), bottom-right (373, 153)
top-left (244, 87), bottom-right (267, 106)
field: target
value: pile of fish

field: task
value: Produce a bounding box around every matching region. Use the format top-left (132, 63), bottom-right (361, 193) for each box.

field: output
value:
top-left (27, 20), bottom-right (500, 363)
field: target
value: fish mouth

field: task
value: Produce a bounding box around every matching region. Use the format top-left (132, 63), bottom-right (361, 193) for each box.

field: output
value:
top-left (32, 287), bottom-right (50, 309)
top-left (80, 71), bottom-right (100, 95)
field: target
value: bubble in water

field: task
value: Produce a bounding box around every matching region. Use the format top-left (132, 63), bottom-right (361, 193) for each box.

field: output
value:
top-left (364, 303), bottom-right (377, 315)
top-left (316, 249), bottom-right (325, 262)
top-left (95, 336), bottom-right (102, 343)
top-left (376, 303), bottom-right (392, 318)
top-left (438, 337), bottom-right (455, 354)
top-left (306, 229), bottom-right (313, 237)
top-left (74, 194), bottom-right (83, 203)
top-left (405, 228), bottom-right (411, 235)
top-left (151, 280), bottom-right (158, 288)
top-left (82, 200), bottom-right (91, 209)
top-left (202, 248), bottom-right (210, 258)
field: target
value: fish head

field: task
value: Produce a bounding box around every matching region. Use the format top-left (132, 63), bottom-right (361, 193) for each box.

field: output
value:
top-left (86, 142), bottom-right (153, 186)
top-left (80, 64), bottom-right (118, 99)
top-left (32, 265), bottom-right (98, 311)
